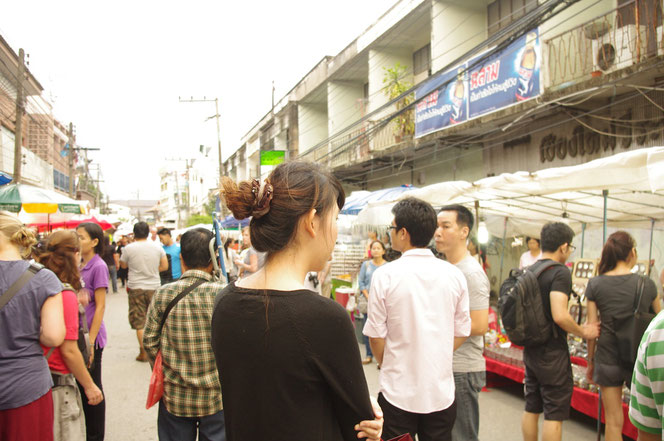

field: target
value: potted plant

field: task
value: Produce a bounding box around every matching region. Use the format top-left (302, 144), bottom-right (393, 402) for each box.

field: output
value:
top-left (383, 63), bottom-right (414, 141)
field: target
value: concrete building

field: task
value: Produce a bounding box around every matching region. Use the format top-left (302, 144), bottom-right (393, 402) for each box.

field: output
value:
top-left (223, 0), bottom-right (664, 194)
top-left (158, 151), bottom-right (218, 228)
top-left (0, 34), bottom-right (78, 194)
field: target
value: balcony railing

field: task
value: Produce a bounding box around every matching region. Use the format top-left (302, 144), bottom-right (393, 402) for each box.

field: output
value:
top-left (301, 116), bottom-right (414, 169)
top-left (545, 0), bottom-right (663, 89)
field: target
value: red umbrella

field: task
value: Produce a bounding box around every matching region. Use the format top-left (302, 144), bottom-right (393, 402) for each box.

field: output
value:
top-left (29, 216), bottom-right (114, 232)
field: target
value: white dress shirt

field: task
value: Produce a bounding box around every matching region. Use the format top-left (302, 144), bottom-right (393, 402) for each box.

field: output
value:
top-left (363, 248), bottom-right (470, 413)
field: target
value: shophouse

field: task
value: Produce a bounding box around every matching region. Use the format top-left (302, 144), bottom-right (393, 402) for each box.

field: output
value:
top-left (223, 0), bottom-right (664, 192)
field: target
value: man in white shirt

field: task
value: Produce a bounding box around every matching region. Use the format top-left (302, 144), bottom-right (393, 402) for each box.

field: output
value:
top-left (435, 205), bottom-right (490, 441)
top-left (120, 221), bottom-right (168, 361)
top-left (363, 197), bottom-right (471, 441)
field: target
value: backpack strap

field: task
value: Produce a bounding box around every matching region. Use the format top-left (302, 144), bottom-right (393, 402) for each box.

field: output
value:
top-left (529, 259), bottom-right (562, 278)
top-left (0, 263), bottom-right (43, 311)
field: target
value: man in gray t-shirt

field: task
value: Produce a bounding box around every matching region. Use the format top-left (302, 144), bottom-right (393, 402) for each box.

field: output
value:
top-left (120, 222), bottom-right (167, 361)
top-left (436, 205), bottom-right (490, 441)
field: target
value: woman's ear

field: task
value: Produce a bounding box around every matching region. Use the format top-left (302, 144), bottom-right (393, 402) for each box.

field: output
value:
top-left (302, 209), bottom-right (317, 238)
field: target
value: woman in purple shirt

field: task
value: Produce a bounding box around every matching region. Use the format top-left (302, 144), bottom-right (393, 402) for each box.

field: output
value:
top-left (77, 222), bottom-right (109, 441)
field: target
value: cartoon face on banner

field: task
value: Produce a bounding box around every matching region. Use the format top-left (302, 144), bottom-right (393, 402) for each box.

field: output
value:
top-left (467, 30), bottom-right (541, 118)
top-left (414, 68), bottom-right (468, 138)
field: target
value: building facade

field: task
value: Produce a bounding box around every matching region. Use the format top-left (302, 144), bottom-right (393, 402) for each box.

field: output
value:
top-left (223, 0), bottom-right (664, 193)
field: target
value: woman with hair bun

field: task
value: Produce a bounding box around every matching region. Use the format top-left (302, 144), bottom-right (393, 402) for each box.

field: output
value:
top-left (585, 230), bottom-right (661, 441)
top-left (37, 230), bottom-right (104, 440)
top-left (0, 211), bottom-right (66, 441)
top-left (212, 161), bottom-right (383, 441)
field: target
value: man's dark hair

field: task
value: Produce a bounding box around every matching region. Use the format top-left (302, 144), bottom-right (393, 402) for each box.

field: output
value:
top-left (391, 197), bottom-right (437, 248)
top-left (157, 227), bottom-right (171, 236)
top-left (133, 221), bottom-right (149, 239)
top-left (439, 204), bottom-right (474, 231)
top-left (181, 228), bottom-right (214, 269)
top-left (540, 222), bottom-right (575, 253)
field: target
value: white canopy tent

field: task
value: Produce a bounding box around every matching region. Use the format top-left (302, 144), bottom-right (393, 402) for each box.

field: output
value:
top-left (356, 147), bottom-right (664, 237)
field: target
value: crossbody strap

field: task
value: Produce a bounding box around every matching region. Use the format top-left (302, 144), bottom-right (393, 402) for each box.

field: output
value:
top-left (632, 275), bottom-right (647, 314)
top-left (0, 263), bottom-right (43, 311)
top-left (159, 279), bottom-right (206, 333)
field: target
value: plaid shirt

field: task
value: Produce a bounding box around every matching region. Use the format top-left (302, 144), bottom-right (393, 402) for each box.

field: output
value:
top-left (143, 270), bottom-right (225, 417)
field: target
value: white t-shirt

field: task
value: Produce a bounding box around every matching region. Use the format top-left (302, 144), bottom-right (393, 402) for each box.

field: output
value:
top-left (363, 248), bottom-right (470, 413)
top-left (120, 240), bottom-right (166, 290)
top-left (519, 250), bottom-right (542, 269)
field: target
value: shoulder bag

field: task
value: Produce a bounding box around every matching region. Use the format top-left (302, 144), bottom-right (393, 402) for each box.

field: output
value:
top-left (610, 275), bottom-right (655, 370)
top-left (146, 278), bottom-right (205, 409)
top-left (0, 263), bottom-right (42, 311)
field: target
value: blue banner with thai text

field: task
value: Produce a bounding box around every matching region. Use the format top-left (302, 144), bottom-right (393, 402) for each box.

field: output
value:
top-left (414, 29), bottom-right (540, 138)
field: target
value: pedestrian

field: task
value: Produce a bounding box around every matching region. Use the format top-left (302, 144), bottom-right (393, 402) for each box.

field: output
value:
top-left (76, 222), bottom-right (110, 441)
top-left (519, 237), bottom-right (542, 269)
top-left (358, 240), bottom-right (387, 365)
top-left (363, 197), bottom-right (471, 441)
top-left (234, 226), bottom-right (265, 278)
top-left (212, 162), bottom-right (383, 441)
top-left (629, 309), bottom-right (664, 441)
top-left (223, 238), bottom-right (239, 283)
top-left (101, 236), bottom-right (118, 294)
top-left (116, 236), bottom-right (128, 288)
top-left (520, 222), bottom-right (600, 441)
top-left (157, 227), bottom-right (182, 284)
top-left (148, 226), bottom-right (159, 245)
top-left (0, 211), bottom-right (66, 441)
top-left (37, 230), bottom-right (104, 441)
top-left (365, 230), bottom-right (378, 258)
top-left (585, 231), bottom-right (660, 441)
top-left (119, 221), bottom-right (167, 362)
top-left (435, 205), bottom-right (490, 441)
top-left (143, 228), bottom-right (226, 441)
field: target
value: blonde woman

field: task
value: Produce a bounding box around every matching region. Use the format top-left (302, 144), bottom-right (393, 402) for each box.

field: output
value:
top-left (0, 211), bottom-right (65, 441)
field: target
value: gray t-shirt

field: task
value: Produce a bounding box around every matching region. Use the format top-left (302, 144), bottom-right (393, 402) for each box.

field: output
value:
top-left (0, 260), bottom-right (63, 410)
top-left (120, 241), bottom-right (166, 290)
top-left (242, 247), bottom-right (267, 278)
top-left (453, 254), bottom-right (490, 373)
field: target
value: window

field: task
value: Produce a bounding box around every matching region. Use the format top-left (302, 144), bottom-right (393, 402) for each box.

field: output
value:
top-left (487, 0), bottom-right (537, 36)
top-left (413, 44), bottom-right (431, 76)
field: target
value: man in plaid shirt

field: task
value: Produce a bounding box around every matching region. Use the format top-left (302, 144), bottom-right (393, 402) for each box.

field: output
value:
top-left (144, 228), bottom-right (226, 440)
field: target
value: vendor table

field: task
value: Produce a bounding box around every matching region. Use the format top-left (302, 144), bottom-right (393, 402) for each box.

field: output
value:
top-left (485, 355), bottom-right (637, 440)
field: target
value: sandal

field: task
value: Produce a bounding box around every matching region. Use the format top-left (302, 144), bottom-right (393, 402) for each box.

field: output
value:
top-left (362, 356), bottom-right (373, 364)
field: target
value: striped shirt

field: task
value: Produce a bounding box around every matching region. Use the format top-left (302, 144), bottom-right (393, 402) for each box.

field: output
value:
top-left (143, 270), bottom-right (225, 417)
top-left (629, 310), bottom-right (664, 439)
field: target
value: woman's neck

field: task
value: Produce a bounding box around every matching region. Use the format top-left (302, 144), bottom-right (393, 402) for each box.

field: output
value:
top-left (237, 248), bottom-right (309, 291)
top-left (0, 245), bottom-right (22, 261)
top-left (604, 261), bottom-right (634, 276)
top-left (81, 250), bottom-right (95, 265)
top-left (372, 256), bottom-right (385, 265)
top-left (530, 249), bottom-right (540, 257)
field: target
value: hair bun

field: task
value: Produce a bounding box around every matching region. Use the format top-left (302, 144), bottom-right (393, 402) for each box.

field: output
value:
top-left (11, 227), bottom-right (37, 258)
top-left (221, 177), bottom-right (254, 220)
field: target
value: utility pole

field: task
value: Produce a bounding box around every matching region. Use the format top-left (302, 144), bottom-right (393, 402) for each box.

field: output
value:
top-left (178, 96), bottom-right (222, 180)
top-left (68, 122), bottom-right (75, 197)
top-left (12, 49), bottom-right (25, 184)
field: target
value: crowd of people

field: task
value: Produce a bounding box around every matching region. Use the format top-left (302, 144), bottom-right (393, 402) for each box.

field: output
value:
top-left (2, 159), bottom-right (664, 441)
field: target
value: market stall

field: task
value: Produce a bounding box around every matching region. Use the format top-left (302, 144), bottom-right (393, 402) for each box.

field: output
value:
top-left (353, 147), bottom-right (664, 439)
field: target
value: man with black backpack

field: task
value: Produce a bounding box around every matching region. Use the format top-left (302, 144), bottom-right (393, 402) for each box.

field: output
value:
top-left (519, 222), bottom-right (600, 441)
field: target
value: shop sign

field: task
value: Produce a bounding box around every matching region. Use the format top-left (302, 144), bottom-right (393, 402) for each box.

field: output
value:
top-left (415, 29), bottom-right (541, 138)
top-left (538, 112), bottom-right (663, 163)
top-left (260, 150), bottom-right (286, 166)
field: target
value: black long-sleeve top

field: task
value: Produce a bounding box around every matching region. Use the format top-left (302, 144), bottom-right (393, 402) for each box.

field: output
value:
top-left (211, 284), bottom-right (374, 441)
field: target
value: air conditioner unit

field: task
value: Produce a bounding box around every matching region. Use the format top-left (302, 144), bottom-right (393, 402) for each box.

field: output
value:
top-left (592, 24), bottom-right (647, 72)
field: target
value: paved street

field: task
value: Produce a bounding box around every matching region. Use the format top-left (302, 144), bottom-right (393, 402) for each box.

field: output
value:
top-left (102, 285), bottom-right (598, 441)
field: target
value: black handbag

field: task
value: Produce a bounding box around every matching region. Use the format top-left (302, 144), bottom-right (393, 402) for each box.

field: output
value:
top-left (610, 275), bottom-right (655, 370)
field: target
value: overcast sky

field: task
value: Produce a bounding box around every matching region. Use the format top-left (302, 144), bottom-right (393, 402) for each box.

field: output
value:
top-left (2, 0), bottom-right (395, 200)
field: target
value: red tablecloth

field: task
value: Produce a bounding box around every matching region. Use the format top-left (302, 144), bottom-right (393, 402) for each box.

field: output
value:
top-left (485, 355), bottom-right (637, 440)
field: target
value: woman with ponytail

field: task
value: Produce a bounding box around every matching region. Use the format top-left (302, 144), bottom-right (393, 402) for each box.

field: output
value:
top-left (585, 231), bottom-right (661, 441)
top-left (211, 162), bottom-right (383, 441)
top-left (0, 211), bottom-right (66, 441)
top-left (37, 230), bottom-right (104, 440)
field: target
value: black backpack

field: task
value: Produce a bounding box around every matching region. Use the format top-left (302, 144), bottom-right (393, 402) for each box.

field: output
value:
top-left (498, 260), bottom-right (560, 346)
